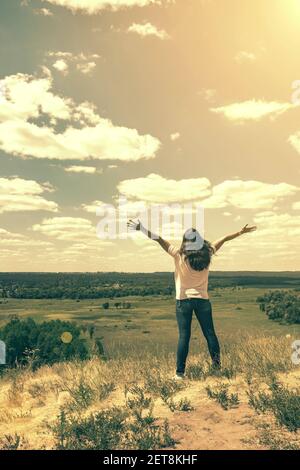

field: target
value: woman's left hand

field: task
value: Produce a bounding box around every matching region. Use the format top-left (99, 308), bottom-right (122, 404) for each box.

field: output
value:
top-left (127, 219), bottom-right (142, 231)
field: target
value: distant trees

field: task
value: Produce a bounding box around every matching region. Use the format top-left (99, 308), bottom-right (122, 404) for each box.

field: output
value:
top-left (257, 290), bottom-right (300, 324)
top-left (114, 302), bottom-right (131, 309)
top-left (0, 272), bottom-right (175, 299)
top-left (0, 316), bottom-right (90, 369)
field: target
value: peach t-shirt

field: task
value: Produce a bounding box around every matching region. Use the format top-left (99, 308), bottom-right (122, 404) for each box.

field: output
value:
top-left (168, 244), bottom-right (216, 300)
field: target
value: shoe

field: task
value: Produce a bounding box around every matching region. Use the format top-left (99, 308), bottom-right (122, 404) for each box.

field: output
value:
top-left (173, 373), bottom-right (185, 381)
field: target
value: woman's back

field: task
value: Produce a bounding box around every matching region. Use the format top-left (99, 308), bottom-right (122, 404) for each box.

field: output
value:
top-left (168, 244), bottom-right (216, 300)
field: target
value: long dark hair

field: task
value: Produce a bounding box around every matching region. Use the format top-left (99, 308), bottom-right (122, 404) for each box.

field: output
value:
top-left (179, 228), bottom-right (214, 272)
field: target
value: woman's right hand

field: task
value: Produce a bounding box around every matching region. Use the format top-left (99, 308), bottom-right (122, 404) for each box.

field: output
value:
top-left (239, 224), bottom-right (257, 235)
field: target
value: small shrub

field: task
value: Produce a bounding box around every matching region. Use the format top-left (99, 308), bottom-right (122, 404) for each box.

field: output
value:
top-left (65, 380), bottom-right (96, 412)
top-left (186, 363), bottom-right (205, 381)
top-left (166, 397), bottom-right (194, 413)
top-left (0, 434), bottom-right (22, 450)
top-left (206, 383), bottom-right (239, 410)
top-left (144, 372), bottom-right (185, 401)
top-left (248, 378), bottom-right (300, 432)
top-left (99, 381), bottom-right (115, 401)
top-left (50, 406), bottom-right (176, 450)
top-left (125, 385), bottom-right (152, 410)
top-left (51, 408), bottom-right (127, 450)
top-left (257, 428), bottom-right (300, 450)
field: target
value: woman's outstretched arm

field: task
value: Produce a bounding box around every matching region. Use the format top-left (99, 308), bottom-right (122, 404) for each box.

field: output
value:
top-left (213, 224), bottom-right (257, 252)
top-left (127, 219), bottom-right (171, 253)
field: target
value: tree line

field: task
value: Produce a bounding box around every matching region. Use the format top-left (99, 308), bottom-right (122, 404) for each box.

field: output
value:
top-left (257, 290), bottom-right (300, 324)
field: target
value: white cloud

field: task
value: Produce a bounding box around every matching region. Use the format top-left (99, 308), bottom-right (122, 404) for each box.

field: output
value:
top-left (76, 61), bottom-right (97, 75)
top-left (117, 174), bottom-right (299, 209)
top-left (65, 165), bottom-right (101, 174)
top-left (52, 59), bottom-right (69, 75)
top-left (0, 228), bottom-right (53, 248)
top-left (170, 132), bottom-right (180, 141)
top-left (117, 173), bottom-right (211, 203)
top-left (48, 51), bottom-right (100, 76)
top-left (234, 51), bottom-right (256, 64)
top-left (253, 212), bottom-right (300, 237)
top-left (211, 100), bottom-right (294, 122)
top-left (0, 177), bottom-right (58, 214)
top-left (42, 0), bottom-right (163, 14)
top-left (0, 72), bottom-right (161, 161)
top-left (293, 201), bottom-right (300, 210)
top-left (201, 180), bottom-right (299, 210)
top-left (128, 22), bottom-right (169, 39)
top-left (198, 88), bottom-right (216, 103)
top-left (34, 7), bottom-right (54, 16)
top-left (32, 216), bottom-right (95, 241)
top-left (288, 132), bottom-right (300, 156)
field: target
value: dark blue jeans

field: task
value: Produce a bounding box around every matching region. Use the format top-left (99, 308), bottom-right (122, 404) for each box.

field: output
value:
top-left (176, 298), bottom-right (220, 374)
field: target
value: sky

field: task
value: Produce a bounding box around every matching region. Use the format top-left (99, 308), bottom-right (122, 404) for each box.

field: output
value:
top-left (0, 0), bottom-right (300, 272)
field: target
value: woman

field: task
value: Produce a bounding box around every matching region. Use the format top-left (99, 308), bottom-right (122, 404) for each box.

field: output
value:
top-left (127, 220), bottom-right (257, 379)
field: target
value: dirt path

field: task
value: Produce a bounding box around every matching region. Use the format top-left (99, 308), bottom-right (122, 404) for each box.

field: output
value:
top-left (151, 381), bottom-right (261, 450)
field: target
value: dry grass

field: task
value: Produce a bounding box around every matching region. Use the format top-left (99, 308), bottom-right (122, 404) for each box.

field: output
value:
top-left (0, 335), bottom-right (299, 450)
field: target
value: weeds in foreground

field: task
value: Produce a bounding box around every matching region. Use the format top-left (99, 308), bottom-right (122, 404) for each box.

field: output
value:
top-left (50, 405), bottom-right (176, 450)
top-left (165, 397), bottom-right (194, 413)
top-left (257, 427), bottom-right (300, 450)
top-left (6, 376), bottom-right (24, 407)
top-left (247, 377), bottom-right (300, 432)
top-left (185, 362), bottom-right (235, 381)
top-left (64, 380), bottom-right (96, 413)
top-left (0, 434), bottom-right (25, 450)
top-left (125, 384), bottom-right (152, 410)
top-left (144, 371), bottom-right (185, 401)
top-left (206, 383), bottom-right (239, 410)
top-left (98, 381), bottom-right (116, 401)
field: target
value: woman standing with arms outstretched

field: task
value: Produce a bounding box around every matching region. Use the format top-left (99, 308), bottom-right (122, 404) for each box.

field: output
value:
top-left (127, 220), bottom-right (257, 379)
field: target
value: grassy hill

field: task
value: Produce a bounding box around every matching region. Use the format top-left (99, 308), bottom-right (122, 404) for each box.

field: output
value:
top-left (0, 274), bottom-right (299, 450)
top-left (0, 335), bottom-right (299, 450)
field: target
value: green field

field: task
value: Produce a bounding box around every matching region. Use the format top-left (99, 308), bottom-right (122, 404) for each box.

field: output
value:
top-left (1, 287), bottom-right (299, 359)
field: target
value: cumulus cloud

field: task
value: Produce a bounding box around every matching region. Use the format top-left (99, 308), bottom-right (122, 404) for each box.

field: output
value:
top-left (127, 22), bottom-right (169, 39)
top-left (201, 180), bottom-right (299, 210)
top-left (32, 216), bottom-right (95, 241)
top-left (52, 59), bottom-right (69, 75)
top-left (116, 174), bottom-right (299, 209)
top-left (170, 132), bottom-right (180, 141)
top-left (287, 132), bottom-right (300, 156)
top-left (42, 0), bottom-right (163, 14)
top-left (34, 7), bottom-right (54, 16)
top-left (211, 100), bottom-right (294, 122)
top-left (0, 72), bottom-right (161, 161)
top-left (76, 61), bottom-right (97, 75)
top-left (0, 177), bottom-right (58, 214)
top-left (293, 201), bottom-right (300, 210)
top-left (253, 212), bottom-right (300, 237)
top-left (117, 173), bottom-right (211, 203)
top-left (0, 228), bottom-right (53, 248)
top-left (47, 51), bottom-right (100, 75)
